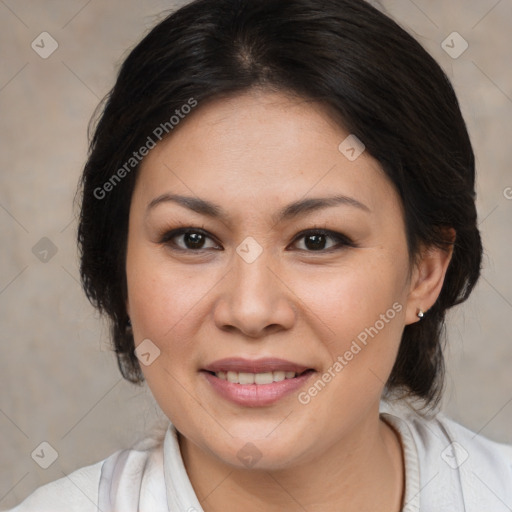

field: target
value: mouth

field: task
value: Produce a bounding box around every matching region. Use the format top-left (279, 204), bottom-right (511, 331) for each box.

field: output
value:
top-left (201, 356), bottom-right (314, 375)
top-left (200, 357), bottom-right (317, 407)
top-left (202, 368), bottom-right (315, 385)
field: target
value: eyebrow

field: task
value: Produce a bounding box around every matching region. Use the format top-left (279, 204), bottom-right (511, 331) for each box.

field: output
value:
top-left (146, 193), bottom-right (371, 223)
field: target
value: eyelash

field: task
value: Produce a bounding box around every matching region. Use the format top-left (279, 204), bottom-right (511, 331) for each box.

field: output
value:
top-left (158, 226), bottom-right (356, 253)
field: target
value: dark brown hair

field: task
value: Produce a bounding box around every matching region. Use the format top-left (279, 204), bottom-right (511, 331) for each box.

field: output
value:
top-left (78, 0), bottom-right (482, 407)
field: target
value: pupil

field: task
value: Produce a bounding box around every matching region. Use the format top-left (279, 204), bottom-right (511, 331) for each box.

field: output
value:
top-left (305, 234), bottom-right (326, 250)
top-left (185, 232), bottom-right (204, 249)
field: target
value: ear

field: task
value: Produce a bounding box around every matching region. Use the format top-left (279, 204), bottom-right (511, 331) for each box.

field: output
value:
top-left (405, 229), bottom-right (455, 325)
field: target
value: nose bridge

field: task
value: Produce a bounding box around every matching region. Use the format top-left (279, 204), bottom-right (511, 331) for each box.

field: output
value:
top-left (231, 240), bottom-right (278, 305)
top-left (213, 238), bottom-right (295, 336)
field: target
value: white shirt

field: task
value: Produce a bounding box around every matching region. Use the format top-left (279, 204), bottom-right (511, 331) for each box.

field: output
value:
top-left (5, 400), bottom-right (512, 511)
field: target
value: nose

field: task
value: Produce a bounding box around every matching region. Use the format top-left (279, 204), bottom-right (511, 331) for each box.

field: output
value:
top-left (212, 249), bottom-right (296, 338)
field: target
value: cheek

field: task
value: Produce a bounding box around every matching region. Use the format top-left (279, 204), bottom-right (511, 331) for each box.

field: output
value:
top-left (125, 246), bottom-right (228, 433)
top-left (297, 257), bottom-right (405, 328)
top-left (125, 243), bottom-right (213, 359)
top-left (290, 264), bottom-right (407, 424)
top-left (291, 255), bottom-right (407, 374)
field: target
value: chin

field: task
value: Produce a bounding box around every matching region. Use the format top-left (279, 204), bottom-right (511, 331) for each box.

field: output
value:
top-left (203, 431), bottom-right (310, 471)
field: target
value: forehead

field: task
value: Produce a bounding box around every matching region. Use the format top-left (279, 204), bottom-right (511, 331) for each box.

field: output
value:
top-left (134, 90), bottom-right (400, 222)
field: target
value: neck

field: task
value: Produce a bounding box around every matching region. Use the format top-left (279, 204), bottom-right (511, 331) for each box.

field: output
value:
top-left (178, 408), bottom-right (405, 512)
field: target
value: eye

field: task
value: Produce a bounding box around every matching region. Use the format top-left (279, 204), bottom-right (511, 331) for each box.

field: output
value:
top-left (158, 227), bottom-right (354, 253)
top-left (290, 229), bottom-right (355, 252)
top-left (159, 228), bottom-right (221, 251)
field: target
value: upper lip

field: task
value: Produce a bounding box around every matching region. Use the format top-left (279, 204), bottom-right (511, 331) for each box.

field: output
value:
top-left (202, 357), bottom-right (313, 374)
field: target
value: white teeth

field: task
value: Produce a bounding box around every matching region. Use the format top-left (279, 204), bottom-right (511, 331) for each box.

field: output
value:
top-left (227, 371), bottom-right (238, 383)
top-left (273, 371), bottom-right (286, 382)
top-left (238, 372), bottom-right (255, 385)
top-left (254, 372), bottom-right (273, 385)
top-left (214, 370), bottom-right (299, 384)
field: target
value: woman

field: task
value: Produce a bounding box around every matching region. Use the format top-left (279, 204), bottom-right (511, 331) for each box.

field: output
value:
top-left (7, 0), bottom-right (512, 510)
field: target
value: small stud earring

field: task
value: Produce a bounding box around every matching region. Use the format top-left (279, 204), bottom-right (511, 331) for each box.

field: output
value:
top-left (417, 309), bottom-right (424, 319)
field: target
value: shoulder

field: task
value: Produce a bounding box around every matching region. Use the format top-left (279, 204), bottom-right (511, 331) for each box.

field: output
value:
top-left (4, 460), bottom-right (104, 512)
top-left (400, 404), bottom-right (512, 472)
top-left (381, 399), bottom-right (512, 511)
top-left (4, 423), bottom-right (169, 512)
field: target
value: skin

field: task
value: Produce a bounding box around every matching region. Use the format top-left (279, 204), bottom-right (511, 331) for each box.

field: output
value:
top-left (125, 89), bottom-right (453, 511)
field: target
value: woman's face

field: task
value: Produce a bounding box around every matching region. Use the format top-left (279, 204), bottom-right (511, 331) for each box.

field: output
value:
top-left (126, 89), bottom-right (420, 470)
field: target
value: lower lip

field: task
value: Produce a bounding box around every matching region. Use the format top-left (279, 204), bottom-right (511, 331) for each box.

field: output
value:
top-left (201, 370), bottom-right (315, 407)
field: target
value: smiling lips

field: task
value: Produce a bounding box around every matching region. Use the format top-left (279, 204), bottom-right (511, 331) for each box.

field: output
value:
top-left (201, 357), bottom-right (316, 407)
top-left (202, 357), bottom-right (312, 374)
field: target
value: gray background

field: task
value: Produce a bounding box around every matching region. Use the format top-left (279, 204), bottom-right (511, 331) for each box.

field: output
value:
top-left (0, 0), bottom-right (511, 507)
